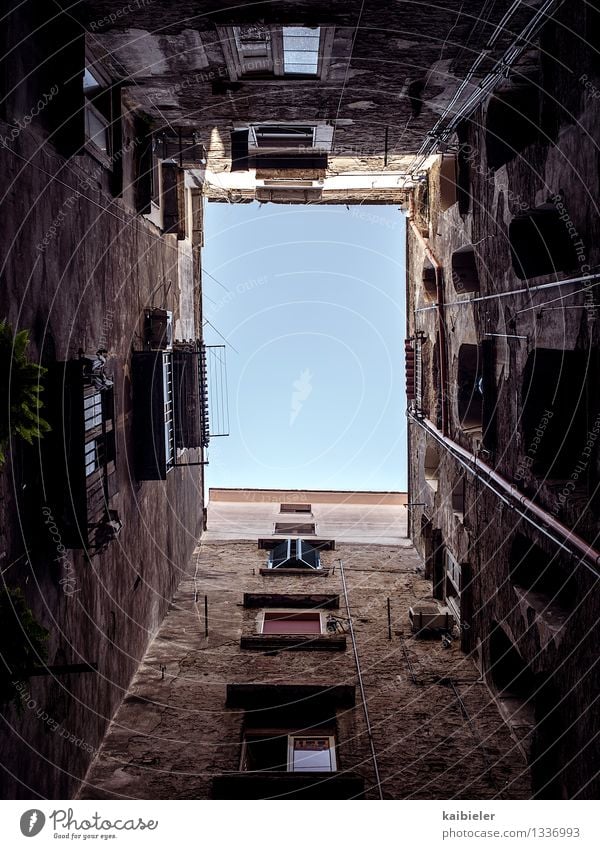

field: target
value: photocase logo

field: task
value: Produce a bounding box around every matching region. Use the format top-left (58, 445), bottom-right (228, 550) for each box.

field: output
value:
top-left (289, 369), bottom-right (313, 426)
top-left (20, 810), bottom-right (46, 837)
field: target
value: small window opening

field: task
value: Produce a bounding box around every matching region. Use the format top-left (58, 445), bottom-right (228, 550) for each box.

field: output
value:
top-left (451, 246), bottom-right (480, 293)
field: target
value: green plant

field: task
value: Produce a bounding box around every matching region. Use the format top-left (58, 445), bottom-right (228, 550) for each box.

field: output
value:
top-left (0, 319), bottom-right (51, 465)
top-left (0, 587), bottom-right (49, 709)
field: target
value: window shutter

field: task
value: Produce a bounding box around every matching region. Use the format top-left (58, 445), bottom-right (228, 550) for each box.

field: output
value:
top-left (46, 16), bottom-right (85, 157)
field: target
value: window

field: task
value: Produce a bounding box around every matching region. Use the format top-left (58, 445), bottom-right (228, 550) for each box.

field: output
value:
top-left (220, 25), bottom-right (331, 81)
top-left (280, 503), bottom-right (312, 513)
top-left (424, 441), bottom-right (440, 492)
top-left (260, 610), bottom-right (323, 635)
top-left (84, 439), bottom-right (99, 476)
top-left (241, 730), bottom-right (336, 772)
top-left (486, 85), bottom-right (541, 170)
top-left (274, 522), bottom-right (315, 535)
top-left (509, 204), bottom-right (579, 279)
top-left (521, 348), bottom-right (590, 480)
top-left (451, 246), bottom-right (480, 294)
top-left (83, 68), bottom-right (110, 158)
top-left (509, 535), bottom-right (575, 616)
top-left (268, 539), bottom-right (321, 570)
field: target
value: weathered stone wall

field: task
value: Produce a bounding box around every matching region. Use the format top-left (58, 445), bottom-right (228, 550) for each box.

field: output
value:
top-left (0, 17), bottom-right (204, 798)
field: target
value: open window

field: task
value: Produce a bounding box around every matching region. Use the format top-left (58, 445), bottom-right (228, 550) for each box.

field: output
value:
top-left (451, 477), bottom-right (465, 521)
top-left (456, 121), bottom-right (471, 216)
top-left (231, 123), bottom-right (331, 172)
top-left (521, 348), bottom-right (590, 480)
top-left (218, 25), bottom-right (333, 81)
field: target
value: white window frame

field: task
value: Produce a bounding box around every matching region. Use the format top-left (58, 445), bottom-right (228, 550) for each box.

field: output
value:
top-left (257, 608), bottom-right (327, 635)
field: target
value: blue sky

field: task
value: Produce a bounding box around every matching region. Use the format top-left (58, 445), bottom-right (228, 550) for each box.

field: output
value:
top-left (201, 202), bottom-right (407, 492)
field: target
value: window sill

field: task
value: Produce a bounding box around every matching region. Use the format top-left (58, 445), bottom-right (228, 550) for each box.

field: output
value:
top-left (211, 771), bottom-right (365, 800)
top-left (259, 567), bottom-right (330, 577)
top-left (240, 634), bottom-right (346, 651)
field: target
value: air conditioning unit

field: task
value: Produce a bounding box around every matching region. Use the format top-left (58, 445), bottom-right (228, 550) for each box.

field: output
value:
top-left (409, 604), bottom-right (455, 634)
top-left (145, 309), bottom-right (173, 351)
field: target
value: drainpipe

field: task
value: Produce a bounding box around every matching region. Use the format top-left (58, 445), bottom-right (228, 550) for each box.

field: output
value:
top-left (338, 559), bottom-right (384, 799)
top-left (410, 413), bottom-right (600, 577)
top-left (407, 193), bottom-right (449, 435)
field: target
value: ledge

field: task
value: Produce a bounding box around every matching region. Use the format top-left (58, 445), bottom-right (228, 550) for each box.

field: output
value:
top-left (211, 771), bottom-right (365, 800)
top-left (243, 593), bottom-right (339, 609)
top-left (226, 683), bottom-right (355, 711)
top-left (240, 635), bottom-right (347, 651)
